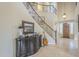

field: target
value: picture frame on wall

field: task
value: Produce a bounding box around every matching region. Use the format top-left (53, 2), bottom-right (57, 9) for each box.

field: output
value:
top-left (22, 21), bottom-right (34, 34)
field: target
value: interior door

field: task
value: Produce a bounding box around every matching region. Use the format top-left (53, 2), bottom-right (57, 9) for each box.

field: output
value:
top-left (63, 23), bottom-right (70, 38)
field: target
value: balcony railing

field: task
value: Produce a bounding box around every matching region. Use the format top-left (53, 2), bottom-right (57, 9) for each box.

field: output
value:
top-left (30, 2), bottom-right (57, 14)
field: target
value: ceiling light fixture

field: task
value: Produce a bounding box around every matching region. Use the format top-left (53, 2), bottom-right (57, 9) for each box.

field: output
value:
top-left (62, 3), bottom-right (67, 19)
top-left (62, 13), bottom-right (66, 19)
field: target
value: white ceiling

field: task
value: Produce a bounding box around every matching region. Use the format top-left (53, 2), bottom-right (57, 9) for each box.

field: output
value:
top-left (57, 2), bottom-right (76, 22)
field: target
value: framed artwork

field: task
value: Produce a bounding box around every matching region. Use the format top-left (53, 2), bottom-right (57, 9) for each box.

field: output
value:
top-left (22, 21), bottom-right (34, 34)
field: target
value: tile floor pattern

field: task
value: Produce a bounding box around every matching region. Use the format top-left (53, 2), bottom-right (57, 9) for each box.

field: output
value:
top-left (30, 45), bottom-right (73, 57)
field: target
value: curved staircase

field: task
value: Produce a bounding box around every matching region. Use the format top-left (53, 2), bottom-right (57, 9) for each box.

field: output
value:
top-left (23, 2), bottom-right (57, 44)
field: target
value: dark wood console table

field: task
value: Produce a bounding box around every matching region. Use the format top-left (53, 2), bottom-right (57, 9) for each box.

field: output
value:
top-left (16, 34), bottom-right (42, 57)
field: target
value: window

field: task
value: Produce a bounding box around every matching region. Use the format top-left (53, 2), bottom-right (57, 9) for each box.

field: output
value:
top-left (49, 2), bottom-right (57, 14)
top-left (69, 22), bottom-right (74, 34)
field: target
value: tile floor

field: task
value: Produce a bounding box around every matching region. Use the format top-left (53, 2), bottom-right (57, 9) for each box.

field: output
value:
top-left (30, 45), bottom-right (72, 57)
top-left (29, 38), bottom-right (79, 57)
